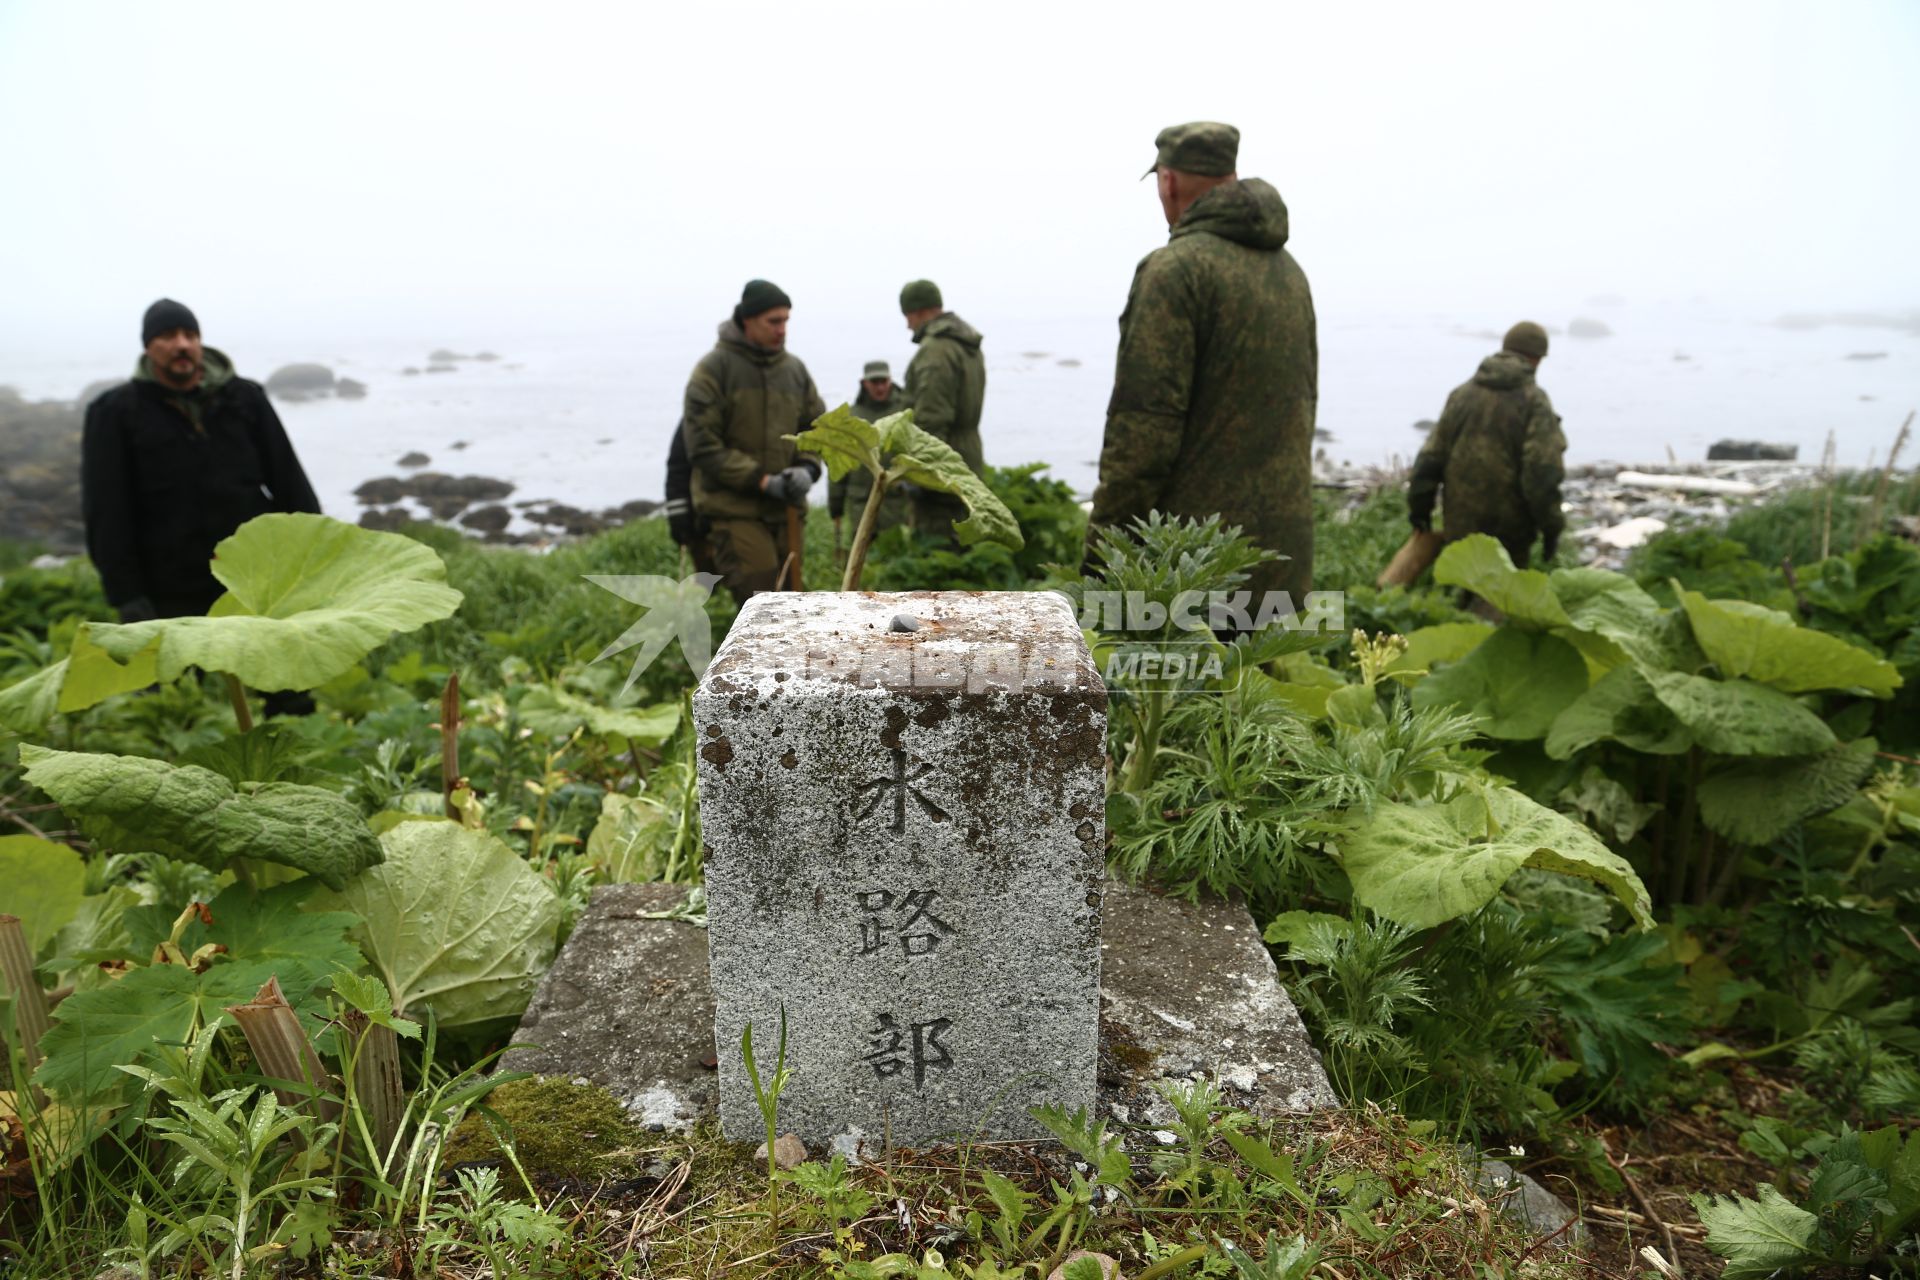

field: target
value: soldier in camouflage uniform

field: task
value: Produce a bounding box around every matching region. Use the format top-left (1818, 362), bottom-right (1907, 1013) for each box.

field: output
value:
top-left (829, 360), bottom-right (913, 548)
top-left (681, 279), bottom-right (826, 603)
top-left (898, 279), bottom-right (987, 542)
top-left (1407, 321), bottom-right (1566, 567)
top-left (1085, 122), bottom-right (1319, 605)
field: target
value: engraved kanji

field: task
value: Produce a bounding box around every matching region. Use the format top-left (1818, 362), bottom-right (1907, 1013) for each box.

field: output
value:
top-left (854, 886), bottom-right (956, 957)
top-left (861, 1012), bottom-right (955, 1086)
top-left (853, 749), bottom-right (950, 833)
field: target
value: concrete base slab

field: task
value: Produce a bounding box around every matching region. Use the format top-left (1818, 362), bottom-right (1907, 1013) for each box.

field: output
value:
top-left (505, 878), bottom-right (1336, 1138)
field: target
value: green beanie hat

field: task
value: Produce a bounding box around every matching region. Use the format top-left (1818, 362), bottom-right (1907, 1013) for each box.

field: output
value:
top-left (899, 279), bottom-right (943, 313)
top-left (1503, 321), bottom-right (1549, 359)
top-left (734, 279), bottom-right (792, 324)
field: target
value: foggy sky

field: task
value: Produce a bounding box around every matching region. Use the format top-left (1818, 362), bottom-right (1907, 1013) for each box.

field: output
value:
top-left (1, 0), bottom-right (1916, 352)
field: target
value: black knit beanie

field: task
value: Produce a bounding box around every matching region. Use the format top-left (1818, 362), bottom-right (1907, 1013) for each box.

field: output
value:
top-left (142, 298), bottom-right (199, 345)
top-left (733, 279), bottom-right (792, 325)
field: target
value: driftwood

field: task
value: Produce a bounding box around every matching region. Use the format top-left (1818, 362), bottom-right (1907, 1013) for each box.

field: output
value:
top-left (1377, 530), bottom-right (1444, 588)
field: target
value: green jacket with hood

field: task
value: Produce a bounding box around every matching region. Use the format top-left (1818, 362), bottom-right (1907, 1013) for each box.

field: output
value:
top-left (1408, 350), bottom-right (1566, 567)
top-left (681, 319), bottom-right (826, 521)
top-left (902, 312), bottom-right (987, 478)
top-left (1086, 178), bottom-right (1319, 603)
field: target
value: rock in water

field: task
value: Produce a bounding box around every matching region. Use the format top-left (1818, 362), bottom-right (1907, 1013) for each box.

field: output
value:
top-left (1707, 439), bottom-right (1798, 461)
top-left (264, 363), bottom-right (336, 400)
top-left (1566, 317), bottom-right (1613, 339)
top-left (397, 451), bottom-right (431, 468)
top-left (460, 504), bottom-right (512, 534)
top-left (335, 377), bottom-right (368, 399)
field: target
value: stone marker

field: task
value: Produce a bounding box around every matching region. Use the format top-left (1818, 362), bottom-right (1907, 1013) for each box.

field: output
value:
top-left (694, 591), bottom-right (1106, 1145)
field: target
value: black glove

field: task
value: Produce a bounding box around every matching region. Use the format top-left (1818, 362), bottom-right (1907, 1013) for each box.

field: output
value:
top-left (1540, 532), bottom-right (1560, 564)
top-left (664, 498), bottom-right (694, 547)
top-left (764, 464), bottom-right (816, 507)
top-left (116, 596), bottom-right (158, 623)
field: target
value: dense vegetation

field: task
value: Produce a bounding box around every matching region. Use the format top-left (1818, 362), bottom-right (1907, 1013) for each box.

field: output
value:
top-left (1, 463), bottom-right (1917, 1277)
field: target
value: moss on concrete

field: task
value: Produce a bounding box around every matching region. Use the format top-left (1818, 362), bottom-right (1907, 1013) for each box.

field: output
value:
top-left (442, 1076), bottom-right (652, 1180)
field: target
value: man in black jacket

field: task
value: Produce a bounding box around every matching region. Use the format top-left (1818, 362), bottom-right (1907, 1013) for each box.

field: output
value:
top-left (82, 299), bottom-right (321, 622)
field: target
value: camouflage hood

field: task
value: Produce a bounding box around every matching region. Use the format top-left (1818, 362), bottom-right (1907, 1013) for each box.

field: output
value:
top-left (1471, 350), bottom-right (1536, 392)
top-left (714, 318), bottom-right (787, 366)
top-left (1169, 178), bottom-right (1289, 252)
top-left (132, 346), bottom-right (237, 393)
top-left (913, 311), bottom-right (983, 350)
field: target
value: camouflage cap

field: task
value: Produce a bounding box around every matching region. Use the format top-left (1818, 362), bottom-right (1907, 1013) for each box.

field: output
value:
top-left (1143, 121), bottom-right (1240, 179)
top-left (899, 279), bottom-right (943, 313)
top-left (862, 360), bottom-right (892, 381)
top-left (1503, 321), bottom-right (1550, 359)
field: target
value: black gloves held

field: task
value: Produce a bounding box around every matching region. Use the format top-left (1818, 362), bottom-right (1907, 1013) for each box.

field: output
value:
top-left (764, 464), bottom-right (817, 507)
top-left (664, 498), bottom-right (694, 547)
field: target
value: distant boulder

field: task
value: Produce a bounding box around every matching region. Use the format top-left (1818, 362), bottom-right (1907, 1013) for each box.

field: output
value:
top-left (402, 366), bottom-right (422, 376)
top-left (427, 349), bottom-right (467, 363)
top-left (425, 363), bottom-right (457, 374)
top-left (358, 507), bottom-right (412, 532)
top-left (1707, 440), bottom-right (1798, 461)
top-left (460, 504), bottom-right (512, 534)
top-left (1567, 317), bottom-right (1613, 339)
top-left (397, 451), bottom-right (431, 468)
top-left (354, 476), bottom-right (408, 504)
top-left (1412, 419), bottom-right (1437, 434)
top-left (408, 472), bottom-right (514, 502)
top-left (1846, 352), bottom-right (1889, 361)
top-left (603, 498), bottom-right (661, 523)
top-left (265, 363), bottom-right (337, 400)
top-left (336, 377), bottom-right (368, 399)
top-left (473, 351), bottom-right (500, 362)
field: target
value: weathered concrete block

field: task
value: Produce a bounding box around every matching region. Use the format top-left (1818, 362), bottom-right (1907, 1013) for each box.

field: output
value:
top-left (502, 883), bottom-right (714, 1131)
top-left (1096, 879), bottom-right (1337, 1122)
top-left (694, 591), bottom-right (1107, 1145)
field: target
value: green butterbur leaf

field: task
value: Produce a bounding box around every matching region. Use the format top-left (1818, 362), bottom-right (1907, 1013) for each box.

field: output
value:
top-left (1340, 787), bottom-right (1652, 930)
top-left (1432, 535), bottom-right (1570, 629)
top-left (0, 834), bottom-right (87, 953)
top-left (1641, 671), bottom-right (1834, 757)
top-left (75, 513), bottom-right (463, 697)
top-left (0, 661), bottom-right (63, 733)
top-left (311, 821), bottom-right (560, 1028)
top-left (516, 685), bottom-right (681, 747)
top-left (1410, 628), bottom-right (1588, 739)
top-left (19, 746), bottom-right (382, 889)
top-left (1698, 738), bottom-right (1879, 845)
top-left (792, 407), bottom-right (1022, 550)
top-left (1679, 585), bottom-right (1902, 697)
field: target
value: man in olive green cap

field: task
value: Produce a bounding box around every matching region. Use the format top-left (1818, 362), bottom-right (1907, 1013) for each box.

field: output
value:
top-left (1085, 122), bottom-right (1319, 607)
top-left (898, 279), bottom-right (988, 543)
top-left (829, 359), bottom-right (912, 552)
top-left (681, 278), bottom-right (826, 603)
top-left (1407, 321), bottom-right (1566, 568)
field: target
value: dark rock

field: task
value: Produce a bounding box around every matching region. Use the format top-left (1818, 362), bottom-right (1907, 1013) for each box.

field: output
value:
top-left (1020, 351), bottom-right (1051, 359)
top-left (428, 348), bottom-right (466, 363)
top-left (424, 363), bottom-right (457, 374)
top-left (1056, 358), bottom-right (1081, 368)
top-left (402, 367), bottom-right (421, 376)
top-left (1846, 351), bottom-right (1890, 361)
top-left (1412, 419), bottom-right (1437, 433)
top-left (397, 451), bottom-right (431, 468)
top-left (1707, 439), bottom-right (1798, 461)
top-left (603, 498), bottom-right (661, 523)
top-left (449, 440), bottom-right (470, 451)
top-left (408, 472), bottom-right (514, 501)
top-left (357, 507), bottom-right (411, 532)
top-left (265, 363), bottom-right (336, 400)
top-left (353, 476), bottom-right (408, 504)
top-left (1471, 1156), bottom-right (1587, 1250)
top-left (335, 377), bottom-right (368, 399)
top-left (460, 504), bottom-right (512, 534)
top-left (1566, 317), bottom-right (1613, 339)
top-left (889, 613), bottom-right (921, 633)
top-left (528, 503), bottom-right (607, 536)
top-left (473, 351), bottom-right (500, 362)
top-left (424, 495), bottom-right (469, 521)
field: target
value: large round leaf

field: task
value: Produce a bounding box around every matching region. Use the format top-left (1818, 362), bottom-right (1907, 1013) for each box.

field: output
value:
top-left (1411, 628), bottom-right (1588, 739)
top-left (78, 514), bottom-right (463, 695)
top-left (311, 821), bottom-right (560, 1029)
top-left (19, 746), bottom-right (381, 889)
top-left (1432, 535), bottom-right (1570, 629)
top-left (1642, 671), bottom-right (1835, 757)
top-left (1340, 787), bottom-right (1652, 930)
top-left (1678, 586), bottom-right (1901, 697)
top-left (0, 835), bottom-right (86, 954)
top-left (1546, 666), bottom-right (1694, 760)
top-left (792, 406), bottom-right (1022, 550)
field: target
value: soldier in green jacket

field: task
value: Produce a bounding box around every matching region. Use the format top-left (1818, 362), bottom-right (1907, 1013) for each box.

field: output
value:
top-left (829, 359), bottom-right (913, 551)
top-left (1085, 122), bottom-right (1319, 606)
top-left (898, 279), bottom-right (987, 542)
top-left (681, 279), bottom-right (826, 603)
top-left (1407, 322), bottom-right (1567, 568)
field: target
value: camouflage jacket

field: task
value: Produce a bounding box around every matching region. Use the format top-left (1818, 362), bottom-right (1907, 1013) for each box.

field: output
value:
top-left (902, 312), bottom-right (987, 477)
top-left (829, 385), bottom-right (913, 531)
top-left (1086, 178), bottom-right (1319, 602)
top-left (1407, 351), bottom-right (1566, 565)
top-left (681, 319), bottom-right (825, 521)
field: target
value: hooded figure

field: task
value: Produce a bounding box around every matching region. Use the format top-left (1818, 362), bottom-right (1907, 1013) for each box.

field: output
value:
top-left (1086, 134), bottom-right (1319, 606)
top-left (898, 281), bottom-right (988, 542)
top-left (1407, 324), bottom-right (1566, 568)
top-left (82, 302), bottom-right (320, 620)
